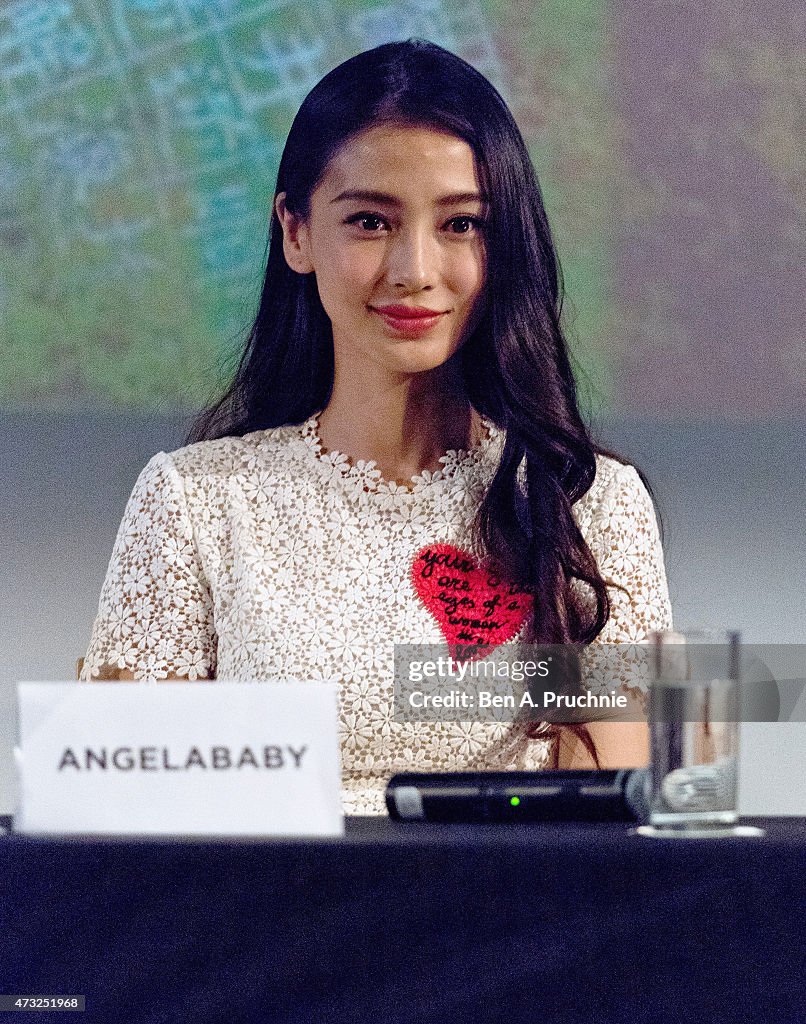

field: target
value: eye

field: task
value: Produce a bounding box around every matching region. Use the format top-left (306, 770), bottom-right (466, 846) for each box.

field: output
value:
top-left (345, 212), bottom-right (389, 232)
top-left (445, 215), bottom-right (484, 235)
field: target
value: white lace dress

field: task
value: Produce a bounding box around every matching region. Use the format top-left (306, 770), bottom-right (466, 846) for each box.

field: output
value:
top-left (80, 416), bottom-right (673, 814)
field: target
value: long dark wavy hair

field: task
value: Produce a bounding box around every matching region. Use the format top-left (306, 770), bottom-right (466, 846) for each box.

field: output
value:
top-left (190, 39), bottom-right (654, 680)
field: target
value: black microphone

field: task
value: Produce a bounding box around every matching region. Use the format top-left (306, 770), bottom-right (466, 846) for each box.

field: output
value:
top-left (386, 769), bottom-right (651, 823)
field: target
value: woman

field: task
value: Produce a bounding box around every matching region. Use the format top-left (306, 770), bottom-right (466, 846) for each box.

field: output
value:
top-left (81, 39), bottom-right (672, 814)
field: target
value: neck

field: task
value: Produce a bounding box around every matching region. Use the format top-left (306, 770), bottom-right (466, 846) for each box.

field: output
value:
top-left (317, 363), bottom-right (484, 484)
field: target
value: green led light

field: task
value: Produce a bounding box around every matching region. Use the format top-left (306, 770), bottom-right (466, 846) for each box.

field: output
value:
top-left (510, 796), bottom-right (521, 807)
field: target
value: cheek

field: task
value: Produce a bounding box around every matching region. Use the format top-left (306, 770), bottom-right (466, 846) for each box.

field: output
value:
top-left (450, 250), bottom-right (486, 303)
top-left (319, 247), bottom-right (383, 303)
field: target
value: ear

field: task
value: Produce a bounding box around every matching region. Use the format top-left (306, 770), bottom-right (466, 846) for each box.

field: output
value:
top-left (274, 192), bottom-right (314, 274)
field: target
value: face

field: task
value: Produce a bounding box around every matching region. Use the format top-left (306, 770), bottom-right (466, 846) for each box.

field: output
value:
top-left (275, 123), bottom-right (487, 381)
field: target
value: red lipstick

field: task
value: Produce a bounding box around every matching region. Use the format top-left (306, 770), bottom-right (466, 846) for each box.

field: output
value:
top-left (371, 304), bottom-right (447, 336)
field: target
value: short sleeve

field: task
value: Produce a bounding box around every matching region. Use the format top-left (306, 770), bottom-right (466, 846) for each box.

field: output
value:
top-left (80, 452), bottom-right (217, 682)
top-left (591, 463), bottom-right (673, 643)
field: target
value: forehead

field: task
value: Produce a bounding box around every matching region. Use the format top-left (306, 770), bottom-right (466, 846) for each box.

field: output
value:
top-left (319, 123), bottom-right (480, 196)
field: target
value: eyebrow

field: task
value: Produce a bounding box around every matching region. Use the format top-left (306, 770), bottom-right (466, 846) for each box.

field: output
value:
top-left (331, 189), bottom-right (486, 207)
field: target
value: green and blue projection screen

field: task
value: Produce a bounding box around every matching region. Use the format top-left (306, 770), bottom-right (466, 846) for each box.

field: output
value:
top-left (1, 0), bottom-right (803, 417)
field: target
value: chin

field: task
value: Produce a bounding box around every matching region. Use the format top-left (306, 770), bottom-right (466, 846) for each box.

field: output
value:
top-left (383, 336), bottom-right (463, 370)
top-left (384, 351), bottom-right (459, 376)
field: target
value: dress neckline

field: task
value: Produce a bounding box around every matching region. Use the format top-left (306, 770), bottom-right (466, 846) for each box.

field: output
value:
top-left (298, 412), bottom-right (501, 495)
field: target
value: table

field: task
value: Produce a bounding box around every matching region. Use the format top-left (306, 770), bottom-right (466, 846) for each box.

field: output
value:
top-left (1, 817), bottom-right (804, 1023)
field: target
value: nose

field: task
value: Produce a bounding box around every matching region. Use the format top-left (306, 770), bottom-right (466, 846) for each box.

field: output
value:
top-left (386, 226), bottom-right (438, 292)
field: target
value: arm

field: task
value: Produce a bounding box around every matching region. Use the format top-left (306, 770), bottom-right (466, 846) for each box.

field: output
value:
top-left (79, 452), bottom-right (216, 682)
top-left (556, 720), bottom-right (650, 769)
top-left (558, 462), bottom-right (673, 769)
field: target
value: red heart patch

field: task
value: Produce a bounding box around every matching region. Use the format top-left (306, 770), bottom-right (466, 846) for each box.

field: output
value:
top-left (411, 544), bottom-right (533, 659)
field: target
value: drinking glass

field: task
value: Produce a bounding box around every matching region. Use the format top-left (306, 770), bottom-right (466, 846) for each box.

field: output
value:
top-left (641, 630), bottom-right (750, 837)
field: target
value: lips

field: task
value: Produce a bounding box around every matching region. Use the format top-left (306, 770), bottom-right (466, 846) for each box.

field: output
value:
top-left (371, 304), bottom-right (447, 336)
top-left (374, 305), bottom-right (446, 318)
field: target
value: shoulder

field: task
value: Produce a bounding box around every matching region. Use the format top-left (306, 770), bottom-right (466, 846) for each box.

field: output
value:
top-left (574, 453), bottom-right (657, 546)
top-left (578, 453), bottom-right (647, 510)
top-left (120, 425), bottom-right (313, 519)
top-left (151, 423), bottom-right (310, 482)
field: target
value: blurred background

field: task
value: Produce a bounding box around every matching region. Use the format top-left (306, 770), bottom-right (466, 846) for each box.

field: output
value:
top-left (1, 0), bottom-right (804, 813)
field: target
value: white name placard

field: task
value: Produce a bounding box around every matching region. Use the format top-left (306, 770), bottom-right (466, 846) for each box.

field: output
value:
top-left (15, 682), bottom-right (344, 836)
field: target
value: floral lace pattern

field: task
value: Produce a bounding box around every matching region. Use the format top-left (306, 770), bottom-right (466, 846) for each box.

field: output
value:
top-left (81, 416), bottom-right (673, 814)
